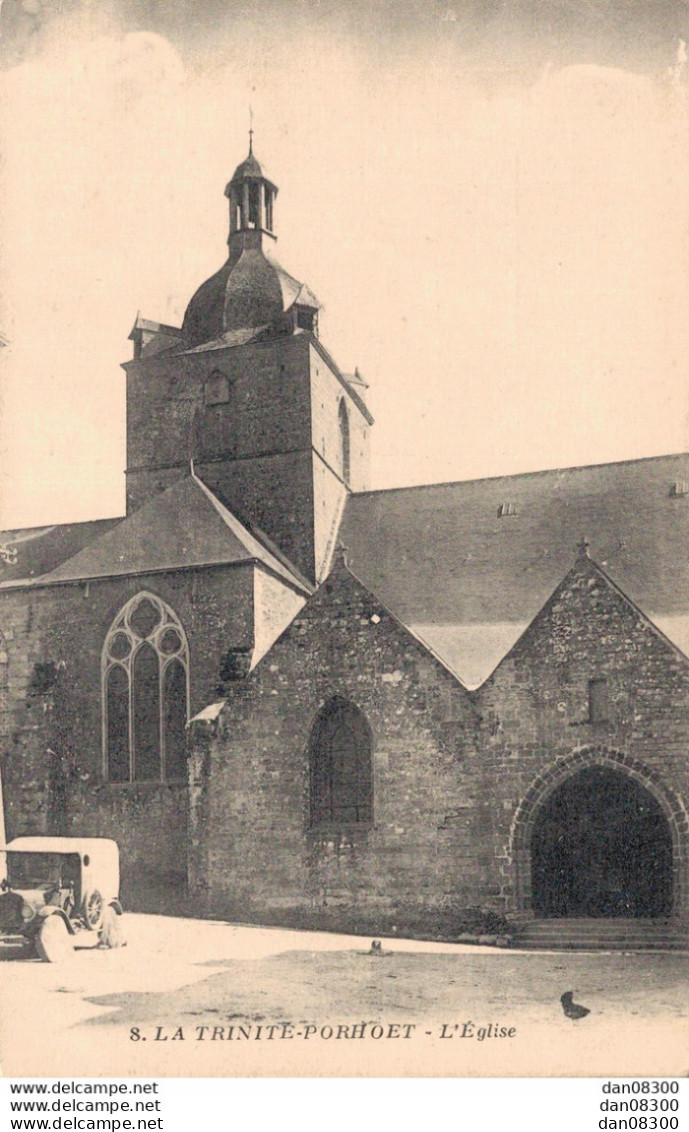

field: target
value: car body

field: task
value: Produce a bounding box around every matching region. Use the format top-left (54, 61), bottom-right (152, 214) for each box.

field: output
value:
top-left (0, 836), bottom-right (125, 961)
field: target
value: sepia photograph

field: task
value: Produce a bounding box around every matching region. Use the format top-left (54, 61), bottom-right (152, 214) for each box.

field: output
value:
top-left (0, 0), bottom-right (687, 1080)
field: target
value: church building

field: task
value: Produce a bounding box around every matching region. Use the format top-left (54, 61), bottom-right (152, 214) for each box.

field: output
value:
top-left (0, 144), bottom-right (687, 947)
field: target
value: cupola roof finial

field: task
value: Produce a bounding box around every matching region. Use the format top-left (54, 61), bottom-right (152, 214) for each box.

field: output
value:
top-left (248, 104), bottom-right (254, 155)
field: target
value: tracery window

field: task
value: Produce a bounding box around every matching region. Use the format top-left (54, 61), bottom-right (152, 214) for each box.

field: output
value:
top-left (102, 593), bottom-right (189, 783)
top-left (309, 697), bottom-right (373, 826)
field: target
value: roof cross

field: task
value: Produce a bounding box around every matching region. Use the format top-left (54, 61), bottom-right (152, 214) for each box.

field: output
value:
top-left (577, 537), bottom-right (591, 560)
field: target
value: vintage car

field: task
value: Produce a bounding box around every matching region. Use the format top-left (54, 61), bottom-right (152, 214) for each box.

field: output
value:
top-left (0, 836), bottom-right (125, 961)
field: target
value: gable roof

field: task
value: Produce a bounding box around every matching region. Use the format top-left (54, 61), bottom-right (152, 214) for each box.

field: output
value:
top-left (0, 518), bottom-right (123, 585)
top-left (341, 453), bottom-right (689, 686)
top-left (483, 552), bottom-right (689, 689)
top-left (0, 475), bottom-right (308, 592)
top-left (251, 552), bottom-right (467, 687)
top-left (342, 453), bottom-right (689, 623)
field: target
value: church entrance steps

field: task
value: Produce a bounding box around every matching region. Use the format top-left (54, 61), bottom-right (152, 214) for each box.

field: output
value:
top-left (513, 917), bottom-right (687, 951)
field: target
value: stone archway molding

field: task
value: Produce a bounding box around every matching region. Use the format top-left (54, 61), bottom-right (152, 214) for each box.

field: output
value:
top-left (509, 746), bottom-right (688, 917)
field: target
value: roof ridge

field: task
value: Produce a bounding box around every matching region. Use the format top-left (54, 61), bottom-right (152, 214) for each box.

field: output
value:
top-left (1, 474), bottom-right (307, 591)
top-left (349, 451), bottom-right (689, 499)
top-left (189, 472), bottom-right (310, 593)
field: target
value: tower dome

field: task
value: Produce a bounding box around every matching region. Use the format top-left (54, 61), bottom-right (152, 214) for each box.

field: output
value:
top-left (230, 150), bottom-right (265, 180)
top-left (181, 144), bottom-right (320, 348)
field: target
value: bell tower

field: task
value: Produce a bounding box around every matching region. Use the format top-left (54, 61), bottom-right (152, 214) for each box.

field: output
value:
top-left (225, 135), bottom-right (278, 252)
top-left (123, 140), bottom-right (372, 585)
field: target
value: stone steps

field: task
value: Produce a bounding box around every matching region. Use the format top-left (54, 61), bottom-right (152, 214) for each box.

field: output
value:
top-left (514, 918), bottom-right (688, 951)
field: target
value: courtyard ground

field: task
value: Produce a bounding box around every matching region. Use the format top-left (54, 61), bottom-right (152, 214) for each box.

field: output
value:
top-left (0, 914), bottom-right (686, 1078)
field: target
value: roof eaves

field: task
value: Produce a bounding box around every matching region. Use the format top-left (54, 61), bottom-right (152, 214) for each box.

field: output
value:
top-left (0, 557), bottom-right (289, 593)
top-left (174, 325), bottom-right (274, 356)
top-left (292, 282), bottom-right (322, 311)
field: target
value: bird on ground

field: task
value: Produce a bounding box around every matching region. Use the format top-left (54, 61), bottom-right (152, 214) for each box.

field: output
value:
top-left (560, 991), bottom-right (590, 1020)
top-left (360, 938), bottom-right (390, 958)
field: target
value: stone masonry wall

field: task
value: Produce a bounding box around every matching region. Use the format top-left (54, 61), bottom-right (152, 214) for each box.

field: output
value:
top-left (309, 343), bottom-right (370, 492)
top-left (189, 560), bottom-right (486, 936)
top-left (0, 563), bottom-right (259, 909)
top-left (474, 556), bottom-right (689, 919)
top-left (126, 333), bottom-right (371, 585)
top-left (190, 554), bottom-right (689, 934)
top-left (126, 334), bottom-right (322, 580)
top-left (126, 333), bottom-right (313, 508)
top-left (199, 450), bottom-right (317, 584)
top-left (4, 545), bottom-right (686, 931)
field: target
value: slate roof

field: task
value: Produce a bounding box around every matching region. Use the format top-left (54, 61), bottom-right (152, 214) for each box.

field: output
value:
top-left (128, 314), bottom-right (183, 360)
top-left (181, 248), bottom-right (320, 347)
top-left (341, 453), bottom-right (689, 687)
top-left (2, 451), bottom-right (686, 688)
top-left (178, 324), bottom-right (272, 354)
top-left (293, 282), bottom-right (321, 310)
top-left (229, 151), bottom-right (265, 182)
top-left (0, 475), bottom-right (308, 592)
top-left (0, 518), bottom-right (123, 584)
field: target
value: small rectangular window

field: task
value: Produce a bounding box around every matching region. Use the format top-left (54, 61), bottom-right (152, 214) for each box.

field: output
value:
top-left (205, 372), bottom-right (231, 406)
top-left (588, 678), bottom-right (609, 723)
top-left (297, 309), bottom-right (314, 332)
top-left (670, 481), bottom-right (689, 497)
top-left (498, 502), bottom-right (518, 517)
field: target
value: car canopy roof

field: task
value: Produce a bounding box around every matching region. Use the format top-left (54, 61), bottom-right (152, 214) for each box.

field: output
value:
top-left (3, 837), bottom-right (119, 864)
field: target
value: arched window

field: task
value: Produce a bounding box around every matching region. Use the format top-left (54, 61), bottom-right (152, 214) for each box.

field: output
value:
top-left (102, 593), bottom-right (189, 783)
top-left (338, 398), bottom-right (351, 482)
top-left (309, 697), bottom-right (372, 826)
top-left (204, 370), bottom-right (231, 406)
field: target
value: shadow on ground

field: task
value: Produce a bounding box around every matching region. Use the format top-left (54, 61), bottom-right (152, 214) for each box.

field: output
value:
top-left (78, 947), bottom-right (688, 1033)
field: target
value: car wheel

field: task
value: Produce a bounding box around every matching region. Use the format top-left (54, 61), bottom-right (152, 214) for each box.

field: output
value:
top-left (35, 916), bottom-right (74, 963)
top-left (99, 904), bottom-right (126, 949)
top-left (82, 889), bottom-right (104, 930)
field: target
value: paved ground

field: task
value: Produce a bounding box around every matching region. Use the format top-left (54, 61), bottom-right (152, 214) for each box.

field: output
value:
top-left (1, 914), bottom-right (686, 1078)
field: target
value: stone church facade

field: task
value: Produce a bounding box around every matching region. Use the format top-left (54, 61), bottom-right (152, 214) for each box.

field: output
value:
top-left (1, 145), bottom-right (687, 944)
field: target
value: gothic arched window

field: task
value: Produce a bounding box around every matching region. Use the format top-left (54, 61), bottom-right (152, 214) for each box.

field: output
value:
top-left (338, 398), bottom-right (351, 482)
top-left (102, 592), bottom-right (189, 783)
top-left (309, 697), bottom-right (372, 826)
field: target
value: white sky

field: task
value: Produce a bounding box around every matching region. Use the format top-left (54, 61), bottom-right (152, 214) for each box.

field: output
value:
top-left (0, 15), bottom-right (688, 528)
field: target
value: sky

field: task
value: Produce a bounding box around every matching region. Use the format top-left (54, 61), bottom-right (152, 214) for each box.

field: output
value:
top-left (1, 0), bottom-right (688, 528)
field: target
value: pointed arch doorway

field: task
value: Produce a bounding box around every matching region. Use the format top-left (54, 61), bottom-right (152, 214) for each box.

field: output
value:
top-left (530, 766), bottom-right (673, 918)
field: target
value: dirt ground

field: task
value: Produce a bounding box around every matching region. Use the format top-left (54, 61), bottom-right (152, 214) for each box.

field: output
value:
top-left (1, 914), bottom-right (686, 1078)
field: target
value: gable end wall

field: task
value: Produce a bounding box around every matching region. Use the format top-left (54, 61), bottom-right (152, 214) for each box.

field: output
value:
top-left (475, 560), bottom-right (689, 917)
top-left (189, 563), bottom-right (483, 935)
